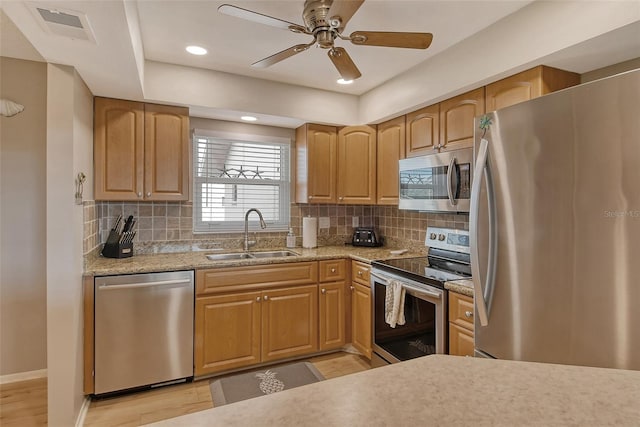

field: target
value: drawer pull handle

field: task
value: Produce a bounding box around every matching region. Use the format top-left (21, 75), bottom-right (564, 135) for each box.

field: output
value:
top-left (464, 311), bottom-right (473, 318)
top-left (331, 268), bottom-right (336, 273)
top-left (357, 271), bottom-right (363, 276)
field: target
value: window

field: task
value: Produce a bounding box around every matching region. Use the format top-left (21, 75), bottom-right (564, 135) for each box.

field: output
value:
top-left (193, 130), bottom-right (291, 233)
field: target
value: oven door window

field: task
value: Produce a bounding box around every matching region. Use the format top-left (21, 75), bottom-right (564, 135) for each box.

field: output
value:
top-left (374, 282), bottom-right (437, 360)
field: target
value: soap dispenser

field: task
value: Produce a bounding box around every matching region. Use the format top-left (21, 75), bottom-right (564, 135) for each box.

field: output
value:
top-left (286, 228), bottom-right (296, 248)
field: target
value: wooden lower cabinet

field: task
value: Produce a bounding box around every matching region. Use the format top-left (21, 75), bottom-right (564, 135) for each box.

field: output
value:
top-left (448, 292), bottom-right (475, 357)
top-left (351, 282), bottom-right (372, 359)
top-left (319, 281), bottom-right (346, 351)
top-left (195, 291), bottom-right (262, 376)
top-left (261, 285), bottom-right (318, 362)
top-left (195, 284), bottom-right (319, 376)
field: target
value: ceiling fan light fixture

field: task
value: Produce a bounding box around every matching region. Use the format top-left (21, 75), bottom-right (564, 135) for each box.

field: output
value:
top-left (241, 115), bottom-right (258, 122)
top-left (186, 45), bottom-right (207, 55)
top-left (337, 78), bottom-right (353, 85)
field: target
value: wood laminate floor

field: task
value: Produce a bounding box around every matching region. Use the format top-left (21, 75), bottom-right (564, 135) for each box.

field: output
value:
top-left (0, 352), bottom-right (371, 427)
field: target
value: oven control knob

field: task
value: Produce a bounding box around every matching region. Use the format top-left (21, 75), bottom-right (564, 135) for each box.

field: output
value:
top-left (429, 233), bottom-right (437, 240)
top-left (438, 234), bottom-right (446, 241)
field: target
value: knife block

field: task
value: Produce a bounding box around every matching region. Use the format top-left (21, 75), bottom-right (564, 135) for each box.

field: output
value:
top-left (101, 230), bottom-right (133, 259)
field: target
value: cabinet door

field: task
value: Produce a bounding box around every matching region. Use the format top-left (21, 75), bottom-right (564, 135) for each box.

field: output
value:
top-left (376, 116), bottom-right (405, 205)
top-left (439, 87), bottom-right (485, 151)
top-left (406, 104), bottom-right (439, 157)
top-left (449, 323), bottom-right (475, 357)
top-left (351, 282), bottom-right (372, 359)
top-left (194, 292), bottom-right (262, 376)
top-left (94, 97), bottom-right (144, 200)
top-left (319, 282), bottom-right (346, 351)
top-left (261, 285), bottom-right (318, 362)
top-left (305, 124), bottom-right (338, 203)
top-left (144, 103), bottom-right (190, 201)
top-left (485, 66), bottom-right (579, 112)
top-left (337, 125), bottom-right (377, 204)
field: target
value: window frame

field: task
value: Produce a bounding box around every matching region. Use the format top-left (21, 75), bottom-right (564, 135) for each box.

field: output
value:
top-left (192, 129), bottom-right (291, 234)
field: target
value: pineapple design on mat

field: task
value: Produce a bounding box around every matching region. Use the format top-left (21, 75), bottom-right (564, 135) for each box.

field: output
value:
top-left (256, 370), bottom-right (285, 395)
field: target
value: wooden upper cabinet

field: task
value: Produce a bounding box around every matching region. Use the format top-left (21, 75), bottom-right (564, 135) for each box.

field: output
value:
top-left (144, 104), bottom-right (190, 201)
top-left (439, 87), bottom-right (485, 152)
top-left (295, 124), bottom-right (337, 203)
top-left (94, 98), bottom-right (144, 200)
top-left (94, 97), bottom-right (189, 201)
top-left (405, 104), bottom-right (439, 157)
top-left (337, 125), bottom-right (377, 204)
top-left (485, 65), bottom-right (579, 112)
top-left (376, 116), bottom-right (405, 205)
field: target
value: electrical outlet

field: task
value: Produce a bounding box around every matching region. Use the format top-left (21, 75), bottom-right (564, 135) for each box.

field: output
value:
top-left (352, 216), bottom-right (359, 227)
top-left (319, 217), bottom-right (330, 229)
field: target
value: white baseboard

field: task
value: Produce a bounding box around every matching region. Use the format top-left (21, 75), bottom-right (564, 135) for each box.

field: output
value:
top-left (75, 396), bottom-right (91, 427)
top-left (0, 368), bottom-right (47, 385)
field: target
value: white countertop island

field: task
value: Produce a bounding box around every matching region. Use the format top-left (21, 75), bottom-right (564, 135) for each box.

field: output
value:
top-left (148, 355), bottom-right (640, 426)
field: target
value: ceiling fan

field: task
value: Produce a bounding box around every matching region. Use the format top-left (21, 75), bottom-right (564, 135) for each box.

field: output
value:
top-left (218, 0), bottom-right (433, 81)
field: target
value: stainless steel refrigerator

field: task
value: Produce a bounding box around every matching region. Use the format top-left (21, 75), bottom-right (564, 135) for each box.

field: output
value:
top-left (471, 69), bottom-right (640, 370)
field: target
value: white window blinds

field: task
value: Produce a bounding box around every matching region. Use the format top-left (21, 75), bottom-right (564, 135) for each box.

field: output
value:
top-left (193, 131), bottom-right (291, 233)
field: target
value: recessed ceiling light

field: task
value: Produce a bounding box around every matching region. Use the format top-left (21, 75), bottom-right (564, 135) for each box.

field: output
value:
top-left (337, 78), bottom-right (353, 85)
top-left (241, 116), bottom-right (257, 122)
top-left (186, 45), bottom-right (207, 55)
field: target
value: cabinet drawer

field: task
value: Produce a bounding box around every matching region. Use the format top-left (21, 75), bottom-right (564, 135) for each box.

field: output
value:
top-left (319, 259), bottom-right (347, 283)
top-left (351, 261), bottom-right (370, 286)
top-left (449, 292), bottom-right (474, 331)
top-left (196, 262), bottom-right (318, 295)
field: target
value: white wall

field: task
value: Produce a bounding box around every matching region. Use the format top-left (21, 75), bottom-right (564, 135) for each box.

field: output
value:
top-left (0, 57), bottom-right (48, 376)
top-left (46, 63), bottom-right (93, 427)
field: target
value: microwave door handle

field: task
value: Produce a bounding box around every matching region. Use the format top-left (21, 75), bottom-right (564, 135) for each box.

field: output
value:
top-left (446, 156), bottom-right (457, 205)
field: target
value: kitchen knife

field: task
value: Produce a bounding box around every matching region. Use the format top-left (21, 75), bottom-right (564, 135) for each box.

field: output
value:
top-left (123, 215), bottom-right (134, 232)
top-left (112, 214), bottom-right (122, 232)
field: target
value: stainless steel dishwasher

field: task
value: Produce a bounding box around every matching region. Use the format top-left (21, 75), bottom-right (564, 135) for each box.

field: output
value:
top-left (94, 271), bottom-right (194, 395)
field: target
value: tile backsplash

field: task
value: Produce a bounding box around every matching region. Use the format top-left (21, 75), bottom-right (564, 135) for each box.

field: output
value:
top-left (85, 201), bottom-right (468, 254)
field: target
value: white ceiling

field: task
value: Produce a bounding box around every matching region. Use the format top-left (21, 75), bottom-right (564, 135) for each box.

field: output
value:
top-left (136, 0), bottom-right (531, 95)
top-left (1, 1), bottom-right (639, 127)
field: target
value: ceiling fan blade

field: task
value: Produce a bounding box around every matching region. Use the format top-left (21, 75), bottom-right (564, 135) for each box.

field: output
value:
top-left (218, 4), bottom-right (307, 33)
top-left (350, 31), bottom-right (433, 49)
top-left (252, 44), bottom-right (312, 68)
top-left (328, 47), bottom-right (362, 81)
top-left (327, 0), bottom-right (365, 30)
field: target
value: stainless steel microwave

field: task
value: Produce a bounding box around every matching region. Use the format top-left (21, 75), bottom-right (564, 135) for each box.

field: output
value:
top-left (398, 148), bottom-right (473, 212)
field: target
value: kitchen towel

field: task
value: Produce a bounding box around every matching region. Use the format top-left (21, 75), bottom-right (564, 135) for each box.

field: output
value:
top-left (302, 217), bottom-right (317, 248)
top-left (385, 280), bottom-right (406, 328)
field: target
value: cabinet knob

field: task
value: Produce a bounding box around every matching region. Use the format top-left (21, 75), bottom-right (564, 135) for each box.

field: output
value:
top-left (264, 295), bottom-right (269, 301)
top-left (308, 196), bottom-right (313, 200)
top-left (357, 271), bottom-right (363, 276)
top-left (331, 268), bottom-right (336, 273)
top-left (137, 192), bottom-right (142, 198)
top-left (339, 197), bottom-right (344, 201)
top-left (146, 192), bottom-right (151, 197)
top-left (350, 286), bottom-right (355, 291)
top-left (256, 296), bottom-right (261, 302)
top-left (464, 311), bottom-right (473, 318)
top-left (321, 288), bottom-right (326, 294)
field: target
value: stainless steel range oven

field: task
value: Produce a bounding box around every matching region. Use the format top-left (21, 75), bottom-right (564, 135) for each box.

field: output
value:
top-left (371, 227), bottom-right (471, 365)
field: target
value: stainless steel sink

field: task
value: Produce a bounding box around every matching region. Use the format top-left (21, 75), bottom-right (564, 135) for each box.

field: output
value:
top-left (205, 252), bottom-right (254, 261)
top-left (250, 250), bottom-right (300, 258)
top-left (205, 250), bottom-right (299, 261)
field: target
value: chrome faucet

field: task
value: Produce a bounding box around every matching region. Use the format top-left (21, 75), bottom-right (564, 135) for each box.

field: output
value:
top-left (244, 208), bottom-right (267, 251)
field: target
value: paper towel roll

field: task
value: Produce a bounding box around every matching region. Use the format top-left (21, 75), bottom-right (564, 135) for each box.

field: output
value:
top-left (302, 217), bottom-right (317, 248)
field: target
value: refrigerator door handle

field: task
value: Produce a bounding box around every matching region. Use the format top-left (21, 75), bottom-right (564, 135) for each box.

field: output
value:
top-left (470, 137), bottom-right (497, 326)
top-left (446, 156), bottom-right (457, 206)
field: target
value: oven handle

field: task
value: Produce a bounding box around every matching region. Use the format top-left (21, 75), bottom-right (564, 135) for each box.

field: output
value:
top-left (370, 271), bottom-right (442, 300)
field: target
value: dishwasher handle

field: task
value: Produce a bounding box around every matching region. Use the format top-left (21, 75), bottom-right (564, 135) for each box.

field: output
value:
top-left (97, 279), bottom-right (192, 291)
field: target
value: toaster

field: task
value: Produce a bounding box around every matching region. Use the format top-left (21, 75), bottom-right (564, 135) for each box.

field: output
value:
top-left (351, 227), bottom-right (383, 247)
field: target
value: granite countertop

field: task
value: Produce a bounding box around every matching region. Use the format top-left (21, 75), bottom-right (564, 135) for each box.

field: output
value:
top-left (149, 355), bottom-right (640, 427)
top-left (85, 245), bottom-right (422, 276)
top-left (444, 278), bottom-right (474, 297)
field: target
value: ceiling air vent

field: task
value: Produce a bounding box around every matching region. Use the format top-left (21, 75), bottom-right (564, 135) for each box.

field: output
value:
top-left (29, 4), bottom-right (96, 43)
